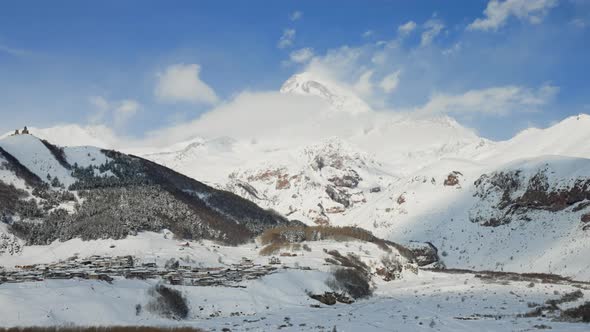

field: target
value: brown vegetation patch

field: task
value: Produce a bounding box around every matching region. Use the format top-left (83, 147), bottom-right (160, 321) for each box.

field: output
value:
top-left (258, 226), bottom-right (415, 260)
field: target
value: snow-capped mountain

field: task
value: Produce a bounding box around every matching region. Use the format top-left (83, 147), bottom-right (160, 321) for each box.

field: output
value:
top-left (280, 72), bottom-right (372, 114)
top-left (2, 76), bottom-right (590, 332)
top-left (10, 73), bottom-right (590, 280)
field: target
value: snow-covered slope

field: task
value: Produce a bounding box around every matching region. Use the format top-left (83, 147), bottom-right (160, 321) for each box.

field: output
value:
top-left (2, 124), bottom-right (119, 149)
top-left (0, 133), bottom-right (298, 248)
top-left (355, 156), bottom-right (590, 279)
top-left (477, 114), bottom-right (590, 163)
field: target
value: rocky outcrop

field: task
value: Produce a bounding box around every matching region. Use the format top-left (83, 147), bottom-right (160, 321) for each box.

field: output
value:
top-left (309, 292), bottom-right (354, 305)
top-left (444, 171), bottom-right (463, 187)
top-left (470, 165), bottom-right (590, 227)
top-left (406, 242), bottom-right (440, 266)
top-left (224, 138), bottom-right (392, 225)
top-left (396, 193), bottom-right (406, 205)
top-left (325, 185), bottom-right (351, 208)
top-left (328, 169), bottom-right (361, 188)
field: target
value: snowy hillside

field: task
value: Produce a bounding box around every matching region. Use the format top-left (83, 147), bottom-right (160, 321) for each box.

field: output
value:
top-left (0, 133), bottom-right (297, 248)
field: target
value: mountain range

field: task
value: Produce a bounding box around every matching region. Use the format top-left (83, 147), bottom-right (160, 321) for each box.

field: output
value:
top-left (2, 72), bottom-right (590, 279)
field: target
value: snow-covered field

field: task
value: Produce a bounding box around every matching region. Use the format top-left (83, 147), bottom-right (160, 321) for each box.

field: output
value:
top-left (1, 232), bottom-right (590, 331)
top-left (2, 270), bottom-right (589, 331)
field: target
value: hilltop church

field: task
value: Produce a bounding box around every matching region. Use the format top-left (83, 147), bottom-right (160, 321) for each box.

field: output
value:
top-left (13, 126), bottom-right (30, 135)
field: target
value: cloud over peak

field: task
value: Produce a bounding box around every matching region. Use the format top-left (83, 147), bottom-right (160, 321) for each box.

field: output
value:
top-left (418, 84), bottom-right (559, 115)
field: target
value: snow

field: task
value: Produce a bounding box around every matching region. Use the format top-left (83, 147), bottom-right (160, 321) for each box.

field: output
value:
top-left (280, 71), bottom-right (372, 114)
top-left (2, 232), bottom-right (590, 331)
top-left (10, 79), bottom-right (586, 282)
top-left (0, 124), bottom-right (119, 149)
top-left (0, 134), bottom-right (76, 187)
top-left (63, 146), bottom-right (110, 169)
top-left (3, 76), bottom-right (590, 329)
top-left (0, 154), bottom-right (29, 191)
top-left (1, 270), bottom-right (589, 331)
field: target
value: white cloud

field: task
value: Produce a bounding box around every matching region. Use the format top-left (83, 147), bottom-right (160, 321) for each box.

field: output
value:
top-left (362, 30), bottom-right (375, 38)
top-left (417, 84), bottom-right (559, 115)
top-left (114, 99), bottom-right (140, 127)
top-left (89, 96), bottom-right (110, 112)
top-left (353, 70), bottom-right (374, 98)
top-left (278, 29), bottom-right (296, 49)
top-left (289, 48), bottom-right (314, 64)
top-left (380, 70), bottom-right (401, 93)
top-left (398, 21), bottom-right (417, 36)
top-left (0, 44), bottom-right (32, 57)
top-left (289, 10), bottom-right (303, 21)
top-left (468, 0), bottom-right (559, 31)
top-left (571, 18), bottom-right (587, 28)
top-left (421, 19), bottom-right (445, 46)
top-left (89, 96), bottom-right (141, 127)
top-left (155, 64), bottom-right (219, 105)
top-left (442, 42), bottom-right (462, 56)
top-left (304, 46), bottom-right (363, 82)
top-left (144, 92), bottom-right (333, 147)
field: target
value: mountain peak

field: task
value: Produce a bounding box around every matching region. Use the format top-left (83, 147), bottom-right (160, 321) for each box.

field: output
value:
top-left (280, 72), bottom-right (371, 114)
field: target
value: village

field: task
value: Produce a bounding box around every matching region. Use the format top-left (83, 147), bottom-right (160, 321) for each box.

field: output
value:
top-left (0, 255), bottom-right (285, 287)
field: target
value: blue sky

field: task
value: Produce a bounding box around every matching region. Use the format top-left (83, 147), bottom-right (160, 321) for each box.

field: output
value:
top-left (0, 0), bottom-right (589, 141)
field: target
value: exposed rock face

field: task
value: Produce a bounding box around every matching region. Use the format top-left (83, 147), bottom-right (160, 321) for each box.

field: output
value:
top-left (444, 171), bottom-right (463, 187)
top-left (309, 292), bottom-right (354, 305)
top-left (325, 185), bottom-right (351, 208)
top-left (582, 213), bottom-right (590, 223)
top-left (470, 165), bottom-right (590, 227)
top-left (328, 170), bottom-right (361, 189)
top-left (573, 201), bottom-right (590, 212)
top-left (406, 242), bottom-right (440, 266)
top-left (396, 193), bottom-right (406, 205)
top-left (224, 138), bottom-right (394, 226)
